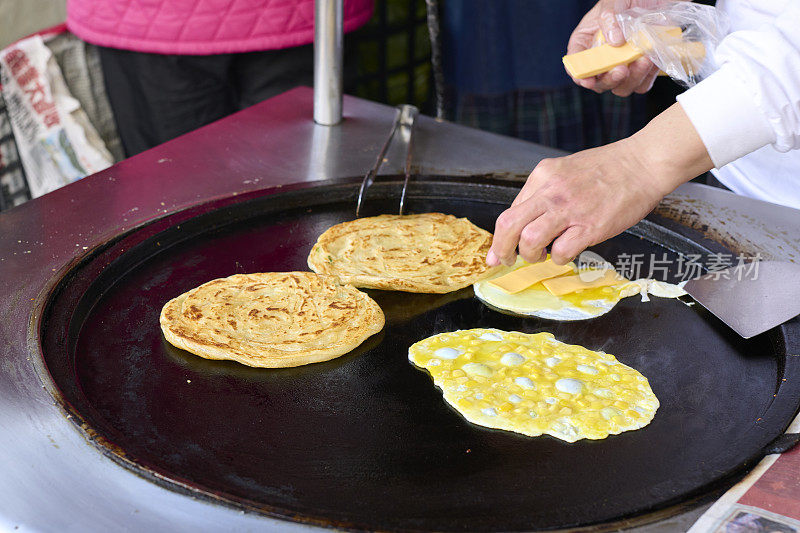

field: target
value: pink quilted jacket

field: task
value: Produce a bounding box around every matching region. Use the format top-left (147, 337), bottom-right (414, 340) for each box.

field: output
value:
top-left (67, 0), bottom-right (373, 55)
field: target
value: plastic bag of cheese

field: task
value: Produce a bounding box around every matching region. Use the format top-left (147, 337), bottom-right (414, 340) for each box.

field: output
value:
top-left (616, 1), bottom-right (729, 87)
top-left (563, 2), bottom-right (729, 88)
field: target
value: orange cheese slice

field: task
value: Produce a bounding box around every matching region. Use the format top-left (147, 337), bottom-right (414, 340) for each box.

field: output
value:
top-left (563, 43), bottom-right (643, 79)
top-left (488, 261), bottom-right (574, 294)
top-left (635, 25), bottom-right (684, 50)
top-left (542, 269), bottom-right (627, 296)
top-left (671, 41), bottom-right (707, 68)
top-left (564, 26), bottom-right (683, 79)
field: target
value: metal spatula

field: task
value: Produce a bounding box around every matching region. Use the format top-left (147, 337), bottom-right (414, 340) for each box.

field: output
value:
top-left (683, 261), bottom-right (800, 338)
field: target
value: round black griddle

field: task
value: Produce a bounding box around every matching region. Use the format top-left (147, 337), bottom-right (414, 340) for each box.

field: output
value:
top-left (39, 179), bottom-right (800, 531)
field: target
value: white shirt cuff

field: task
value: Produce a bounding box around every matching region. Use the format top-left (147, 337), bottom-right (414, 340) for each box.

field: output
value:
top-left (676, 67), bottom-right (775, 168)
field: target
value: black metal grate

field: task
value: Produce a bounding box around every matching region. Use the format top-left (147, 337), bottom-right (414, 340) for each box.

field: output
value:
top-left (0, 81), bottom-right (32, 212)
top-left (350, 0), bottom-right (433, 113)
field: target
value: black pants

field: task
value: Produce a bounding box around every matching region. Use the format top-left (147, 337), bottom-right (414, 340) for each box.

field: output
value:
top-left (99, 44), bottom-right (327, 157)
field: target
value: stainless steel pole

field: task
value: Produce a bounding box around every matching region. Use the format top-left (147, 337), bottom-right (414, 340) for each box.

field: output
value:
top-left (314, 0), bottom-right (344, 125)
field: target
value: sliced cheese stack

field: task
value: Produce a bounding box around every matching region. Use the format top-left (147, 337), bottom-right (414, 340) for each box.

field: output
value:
top-left (542, 269), bottom-right (627, 296)
top-left (488, 261), bottom-right (574, 294)
top-left (488, 257), bottom-right (624, 297)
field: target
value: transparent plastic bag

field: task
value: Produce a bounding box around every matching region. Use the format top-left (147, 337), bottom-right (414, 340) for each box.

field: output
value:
top-left (617, 1), bottom-right (729, 87)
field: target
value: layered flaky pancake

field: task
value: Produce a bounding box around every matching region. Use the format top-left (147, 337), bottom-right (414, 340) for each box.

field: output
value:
top-left (307, 213), bottom-right (498, 293)
top-left (160, 272), bottom-right (384, 368)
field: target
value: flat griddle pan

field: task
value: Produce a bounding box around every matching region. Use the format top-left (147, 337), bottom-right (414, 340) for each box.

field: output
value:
top-left (38, 178), bottom-right (800, 531)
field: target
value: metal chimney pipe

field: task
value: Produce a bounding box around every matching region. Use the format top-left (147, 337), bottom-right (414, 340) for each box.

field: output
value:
top-left (313, 0), bottom-right (344, 125)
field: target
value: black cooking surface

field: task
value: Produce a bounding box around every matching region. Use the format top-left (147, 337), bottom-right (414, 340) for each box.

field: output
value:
top-left (41, 180), bottom-right (800, 531)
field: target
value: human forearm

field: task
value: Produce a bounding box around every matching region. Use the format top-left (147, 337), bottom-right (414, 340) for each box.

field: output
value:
top-left (486, 102), bottom-right (713, 267)
top-left (626, 102), bottom-right (714, 197)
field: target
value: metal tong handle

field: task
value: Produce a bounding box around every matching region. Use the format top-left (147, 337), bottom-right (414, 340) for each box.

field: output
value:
top-left (397, 104), bottom-right (418, 215)
top-left (355, 104), bottom-right (419, 217)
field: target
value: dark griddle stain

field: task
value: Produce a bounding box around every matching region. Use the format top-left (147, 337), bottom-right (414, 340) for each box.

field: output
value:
top-left (655, 196), bottom-right (799, 262)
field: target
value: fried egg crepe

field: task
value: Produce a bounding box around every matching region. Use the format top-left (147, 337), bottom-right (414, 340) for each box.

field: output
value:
top-left (160, 272), bottom-right (384, 368)
top-left (307, 213), bottom-right (498, 293)
top-left (409, 329), bottom-right (659, 442)
top-left (474, 256), bottom-right (687, 321)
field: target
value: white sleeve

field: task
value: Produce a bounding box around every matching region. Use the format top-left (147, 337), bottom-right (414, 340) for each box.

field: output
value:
top-left (676, 2), bottom-right (800, 168)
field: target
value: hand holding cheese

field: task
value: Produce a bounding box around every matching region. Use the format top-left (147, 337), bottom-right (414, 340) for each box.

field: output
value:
top-left (563, 26), bottom-right (686, 80)
top-left (566, 0), bottom-right (673, 97)
top-left (487, 103), bottom-right (714, 268)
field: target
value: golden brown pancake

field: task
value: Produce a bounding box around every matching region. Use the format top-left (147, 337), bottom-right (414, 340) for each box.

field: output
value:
top-left (307, 213), bottom-right (498, 293)
top-left (160, 272), bottom-right (385, 368)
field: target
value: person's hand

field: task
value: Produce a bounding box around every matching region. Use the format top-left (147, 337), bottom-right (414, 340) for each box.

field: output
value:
top-left (568, 0), bottom-right (673, 96)
top-left (486, 103), bottom-right (715, 267)
top-left (486, 139), bottom-right (666, 267)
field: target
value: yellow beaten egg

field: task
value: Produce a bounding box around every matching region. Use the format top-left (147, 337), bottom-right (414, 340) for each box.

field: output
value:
top-left (408, 329), bottom-right (659, 443)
